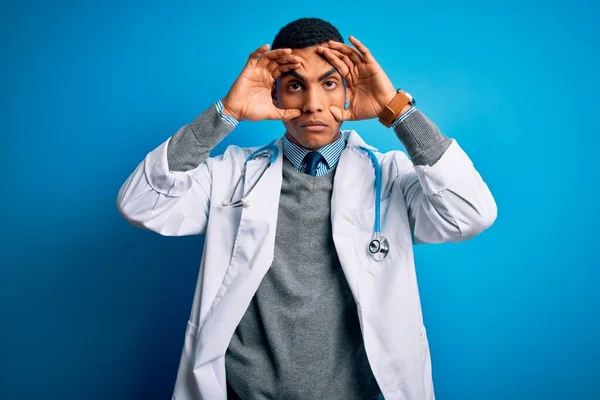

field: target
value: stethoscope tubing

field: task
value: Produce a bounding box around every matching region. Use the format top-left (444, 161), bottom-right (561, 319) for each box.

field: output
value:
top-left (358, 146), bottom-right (381, 235)
top-left (223, 141), bottom-right (389, 260)
top-left (221, 143), bottom-right (279, 208)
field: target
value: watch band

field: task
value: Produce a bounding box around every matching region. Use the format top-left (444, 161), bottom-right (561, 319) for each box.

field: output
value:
top-left (378, 89), bottom-right (414, 128)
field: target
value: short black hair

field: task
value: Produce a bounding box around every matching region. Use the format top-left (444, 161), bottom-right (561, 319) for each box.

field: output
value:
top-left (272, 17), bottom-right (344, 50)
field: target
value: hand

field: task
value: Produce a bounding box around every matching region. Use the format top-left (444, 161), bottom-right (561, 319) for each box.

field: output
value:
top-left (316, 36), bottom-right (398, 122)
top-left (222, 44), bottom-right (303, 122)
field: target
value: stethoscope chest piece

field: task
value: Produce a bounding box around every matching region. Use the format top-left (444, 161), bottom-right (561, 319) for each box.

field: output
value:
top-left (369, 235), bottom-right (389, 261)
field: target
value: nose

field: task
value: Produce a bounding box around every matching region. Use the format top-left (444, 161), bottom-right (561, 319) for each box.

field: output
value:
top-left (302, 87), bottom-right (324, 114)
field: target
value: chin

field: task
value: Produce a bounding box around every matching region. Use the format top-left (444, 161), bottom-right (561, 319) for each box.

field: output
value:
top-left (290, 128), bottom-right (340, 150)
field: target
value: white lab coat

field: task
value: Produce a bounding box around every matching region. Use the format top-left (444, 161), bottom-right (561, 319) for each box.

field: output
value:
top-left (117, 129), bottom-right (497, 400)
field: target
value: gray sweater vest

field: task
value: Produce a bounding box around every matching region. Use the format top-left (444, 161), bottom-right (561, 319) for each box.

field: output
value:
top-left (225, 157), bottom-right (380, 400)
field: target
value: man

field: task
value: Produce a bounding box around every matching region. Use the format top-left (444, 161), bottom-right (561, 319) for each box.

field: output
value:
top-left (117, 17), bottom-right (496, 400)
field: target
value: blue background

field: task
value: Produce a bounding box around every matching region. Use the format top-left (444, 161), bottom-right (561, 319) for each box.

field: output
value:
top-left (2, 0), bottom-right (599, 399)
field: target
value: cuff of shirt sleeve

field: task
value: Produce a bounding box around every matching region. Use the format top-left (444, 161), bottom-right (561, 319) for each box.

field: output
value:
top-left (391, 105), bottom-right (418, 129)
top-left (216, 100), bottom-right (239, 127)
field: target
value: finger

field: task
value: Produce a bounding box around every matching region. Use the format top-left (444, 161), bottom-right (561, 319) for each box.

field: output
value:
top-left (326, 40), bottom-right (363, 65)
top-left (324, 47), bottom-right (345, 59)
top-left (329, 105), bottom-right (352, 122)
top-left (248, 44), bottom-right (270, 61)
top-left (271, 54), bottom-right (303, 65)
top-left (265, 57), bottom-right (300, 74)
top-left (316, 47), bottom-right (350, 77)
top-left (267, 58), bottom-right (300, 73)
top-left (268, 107), bottom-right (302, 121)
top-left (336, 51), bottom-right (356, 77)
top-left (271, 63), bottom-right (301, 80)
top-left (348, 35), bottom-right (375, 62)
top-left (246, 44), bottom-right (270, 68)
top-left (267, 59), bottom-right (279, 73)
top-left (267, 61), bottom-right (302, 74)
top-left (329, 105), bottom-right (344, 122)
top-left (262, 48), bottom-right (293, 59)
top-left (322, 48), bottom-right (353, 72)
top-left (257, 48), bottom-right (296, 68)
top-left (318, 47), bottom-right (356, 86)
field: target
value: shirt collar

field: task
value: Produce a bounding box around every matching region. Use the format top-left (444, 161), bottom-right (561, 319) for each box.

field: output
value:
top-left (282, 131), bottom-right (348, 171)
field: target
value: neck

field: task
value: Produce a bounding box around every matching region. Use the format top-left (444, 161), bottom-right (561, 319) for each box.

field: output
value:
top-left (285, 131), bottom-right (341, 151)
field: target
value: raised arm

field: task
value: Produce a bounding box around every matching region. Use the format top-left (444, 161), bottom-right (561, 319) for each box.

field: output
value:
top-left (317, 36), bottom-right (496, 243)
top-left (116, 103), bottom-right (234, 236)
top-left (117, 44), bottom-right (303, 236)
top-left (392, 110), bottom-right (496, 244)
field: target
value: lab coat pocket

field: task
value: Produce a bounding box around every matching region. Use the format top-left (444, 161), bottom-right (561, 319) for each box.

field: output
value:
top-left (182, 321), bottom-right (199, 357)
top-left (354, 193), bottom-right (414, 276)
top-left (186, 320), bottom-right (199, 336)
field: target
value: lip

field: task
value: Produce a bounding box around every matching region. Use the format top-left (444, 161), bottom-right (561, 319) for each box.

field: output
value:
top-left (300, 120), bottom-right (328, 127)
top-left (301, 125), bottom-right (327, 132)
top-left (300, 120), bottom-right (328, 132)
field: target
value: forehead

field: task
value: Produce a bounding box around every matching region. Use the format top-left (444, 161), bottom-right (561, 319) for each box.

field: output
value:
top-left (286, 45), bottom-right (336, 80)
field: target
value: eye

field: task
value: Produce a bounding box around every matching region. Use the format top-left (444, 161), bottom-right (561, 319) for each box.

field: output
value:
top-left (288, 82), bottom-right (303, 92)
top-left (324, 80), bottom-right (337, 89)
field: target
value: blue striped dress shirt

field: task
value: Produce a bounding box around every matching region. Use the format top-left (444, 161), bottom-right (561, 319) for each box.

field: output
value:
top-left (282, 131), bottom-right (347, 176)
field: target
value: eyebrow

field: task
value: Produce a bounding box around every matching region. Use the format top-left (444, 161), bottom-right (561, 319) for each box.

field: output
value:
top-left (282, 67), bottom-right (339, 82)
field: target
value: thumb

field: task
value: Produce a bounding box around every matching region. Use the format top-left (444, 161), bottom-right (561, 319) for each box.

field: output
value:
top-left (272, 108), bottom-right (302, 121)
top-left (329, 105), bottom-right (349, 122)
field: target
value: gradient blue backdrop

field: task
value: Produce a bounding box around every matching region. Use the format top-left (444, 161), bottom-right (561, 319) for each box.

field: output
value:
top-left (2, 0), bottom-right (599, 399)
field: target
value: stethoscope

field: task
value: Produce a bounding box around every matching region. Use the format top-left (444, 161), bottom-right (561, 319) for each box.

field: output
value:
top-left (221, 142), bottom-right (389, 261)
top-left (221, 143), bottom-right (279, 208)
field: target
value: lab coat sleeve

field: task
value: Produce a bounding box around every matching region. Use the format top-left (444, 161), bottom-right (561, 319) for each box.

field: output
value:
top-left (116, 136), bottom-right (215, 236)
top-left (394, 139), bottom-right (497, 244)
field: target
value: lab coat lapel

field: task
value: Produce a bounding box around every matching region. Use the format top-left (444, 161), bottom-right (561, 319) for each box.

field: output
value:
top-left (194, 138), bottom-right (283, 368)
top-left (331, 130), bottom-right (377, 299)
